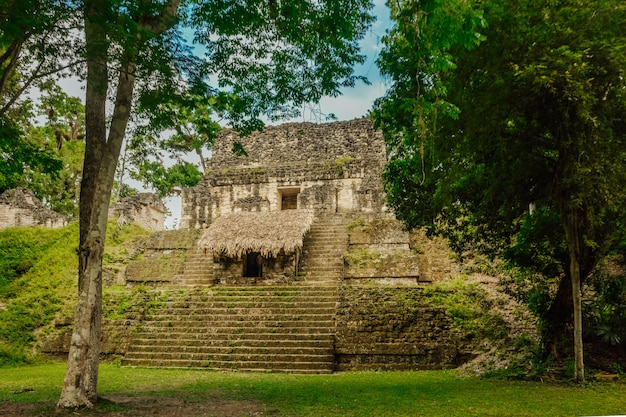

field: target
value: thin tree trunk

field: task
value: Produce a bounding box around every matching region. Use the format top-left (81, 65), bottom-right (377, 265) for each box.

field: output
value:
top-left (563, 208), bottom-right (585, 383)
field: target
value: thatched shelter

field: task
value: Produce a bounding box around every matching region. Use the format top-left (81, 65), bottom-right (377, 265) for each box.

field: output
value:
top-left (197, 210), bottom-right (315, 283)
top-left (198, 210), bottom-right (314, 258)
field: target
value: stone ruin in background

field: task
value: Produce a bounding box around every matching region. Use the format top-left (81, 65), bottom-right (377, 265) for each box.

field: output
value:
top-left (0, 187), bottom-right (67, 229)
top-left (108, 193), bottom-right (167, 232)
top-left (0, 187), bottom-right (166, 232)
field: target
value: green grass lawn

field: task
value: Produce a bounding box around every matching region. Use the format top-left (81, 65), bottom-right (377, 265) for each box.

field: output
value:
top-left (1, 362), bottom-right (626, 416)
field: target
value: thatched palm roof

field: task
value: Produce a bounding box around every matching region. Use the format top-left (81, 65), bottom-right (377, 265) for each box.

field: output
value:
top-left (197, 210), bottom-right (315, 258)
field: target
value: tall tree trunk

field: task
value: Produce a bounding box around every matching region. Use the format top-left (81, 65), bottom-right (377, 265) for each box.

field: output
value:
top-left (58, 0), bottom-right (135, 407)
top-left (562, 208), bottom-right (585, 383)
top-left (57, 0), bottom-right (180, 408)
top-left (57, 0), bottom-right (110, 407)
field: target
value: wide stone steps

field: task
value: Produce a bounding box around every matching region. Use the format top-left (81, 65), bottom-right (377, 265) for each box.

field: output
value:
top-left (124, 353), bottom-right (334, 364)
top-left (120, 285), bottom-right (337, 373)
top-left (131, 332), bottom-right (334, 343)
top-left (126, 345), bottom-right (332, 356)
top-left (162, 297), bottom-right (336, 305)
top-left (140, 319), bottom-right (334, 329)
top-left (174, 248), bottom-right (214, 286)
top-left (142, 310), bottom-right (334, 319)
top-left (138, 307), bottom-right (335, 316)
top-left (122, 358), bottom-right (335, 373)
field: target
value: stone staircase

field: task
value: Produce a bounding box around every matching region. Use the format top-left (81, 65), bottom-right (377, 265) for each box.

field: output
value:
top-left (118, 213), bottom-right (353, 373)
top-left (174, 248), bottom-right (215, 286)
top-left (120, 286), bottom-right (337, 373)
top-left (300, 214), bottom-right (350, 283)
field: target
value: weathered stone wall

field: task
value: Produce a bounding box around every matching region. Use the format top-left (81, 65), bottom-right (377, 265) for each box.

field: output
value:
top-left (343, 215), bottom-right (421, 285)
top-left (108, 193), bottom-right (167, 232)
top-left (0, 188), bottom-right (67, 229)
top-left (124, 229), bottom-right (200, 285)
top-left (335, 286), bottom-right (474, 371)
top-left (210, 119), bottom-right (385, 169)
top-left (180, 119), bottom-right (386, 229)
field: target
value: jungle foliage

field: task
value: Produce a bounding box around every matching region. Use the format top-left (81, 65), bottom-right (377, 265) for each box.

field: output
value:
top-left (374, 0), bottom-right (626, 382)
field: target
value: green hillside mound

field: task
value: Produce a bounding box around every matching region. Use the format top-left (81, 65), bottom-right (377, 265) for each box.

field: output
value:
top-left (0, 221), bottom-right (151, 366)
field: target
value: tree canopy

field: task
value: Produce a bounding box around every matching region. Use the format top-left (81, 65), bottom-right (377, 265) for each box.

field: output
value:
top-left (375, 0), bottom-right (626, 382)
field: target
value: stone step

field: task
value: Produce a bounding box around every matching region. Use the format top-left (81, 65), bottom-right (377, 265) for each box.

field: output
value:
top-left (120, 358), bottom-right (334, 373)
top-left (139, 319), bottom-right (334, 329)
top-left (124, 351), bottom-right (333, 362)
top-left (127, 345), bottom-right (333, 356)
top-left (305, 235), bottom-right (346, 240)
top-left (161, 299), bottom-right (336, 309)
top-left (300, 270), bottom-right (343, 276)
top-left (130, 332), bottom-right (334, 342)
top-left (306, 235), bottom-right (345, 239)
top-left (162, 289), bottom-right (338, 297)
top-left (136, 323), bottom-right (333, 333)
top-left (130, 337), bottom-right (332, 347)
top-left (165, 286), bottom-right (336, 294)
top-left (174, 280), bottom-right (216, 286)
top-left (139, 313), bottom-right (334, 322)
top-left (162, 296), bottom-right (335, 303)
top-left (302, 250), bottom-right (345, 256)
top-left (178, 267), bottom-right (212, 272)
top-left (163, 296), bottom-right (336, 303)
top-left (147, 304), bottom-right (336, 313)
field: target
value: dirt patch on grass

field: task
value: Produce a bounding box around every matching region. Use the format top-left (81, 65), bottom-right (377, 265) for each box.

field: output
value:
top-left (0, 394), bottom-right (269, 417)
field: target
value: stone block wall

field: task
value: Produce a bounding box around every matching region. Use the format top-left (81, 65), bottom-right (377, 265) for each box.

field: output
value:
top-left (343, 215), bottom-right (421, 284)
top-left (210, 119), bottom-right (385, 170)
top-left (180, 119), bottom-right (387, 229)
top-left (108, 193), bottom-right (167, 232)
top-left (335, 286), bottom-right (474, 370)
top-left (124, 229), bottom-right (200, 285)
top-left (0, 188), bottom-right (67, 229)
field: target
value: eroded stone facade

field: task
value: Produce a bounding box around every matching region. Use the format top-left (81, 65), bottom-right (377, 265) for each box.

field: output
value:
top-left (0, 188), bottom-right (67, 229)
top-left (181, 119), bottom-right (387, 229)
top-left (108, 193), bottom-right (167, 232)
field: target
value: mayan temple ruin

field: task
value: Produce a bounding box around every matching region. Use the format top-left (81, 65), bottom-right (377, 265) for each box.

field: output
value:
top-left (42, 118), bottom-right (490, 373)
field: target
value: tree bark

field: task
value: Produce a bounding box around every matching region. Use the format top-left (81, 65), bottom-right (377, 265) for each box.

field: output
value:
top-left (57, 0), bottom-right (111, 408)
top-left (562, 208), bottom-right (585, 383)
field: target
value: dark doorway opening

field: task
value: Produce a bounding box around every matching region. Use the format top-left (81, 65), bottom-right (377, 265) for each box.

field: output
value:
top-left (244, 252), bottom-right (262, 277)
top-left (280, 187), bottom-right (300, 210)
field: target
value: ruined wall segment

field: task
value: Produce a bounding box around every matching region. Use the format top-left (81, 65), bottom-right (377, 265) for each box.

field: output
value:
top-left (181, 118), bottom-right (386, 229)
top-left (108, 193), bottom-right (167, 232)
top-left (0, 187), bottom-right (67, 229)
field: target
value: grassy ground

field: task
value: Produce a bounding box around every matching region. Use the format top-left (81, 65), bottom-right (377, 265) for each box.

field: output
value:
top-left (1, 363), bottom-right (626, 416)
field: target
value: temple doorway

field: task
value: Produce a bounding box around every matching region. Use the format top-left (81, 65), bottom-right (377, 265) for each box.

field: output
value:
top-left (244, 252), bottom-right (262, 277)
top-left (279, 187), bottom-right (300, 210)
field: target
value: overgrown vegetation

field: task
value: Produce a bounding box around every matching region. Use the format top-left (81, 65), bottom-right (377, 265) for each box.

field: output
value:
top-left (0, 221), bottom-right (151, 366)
